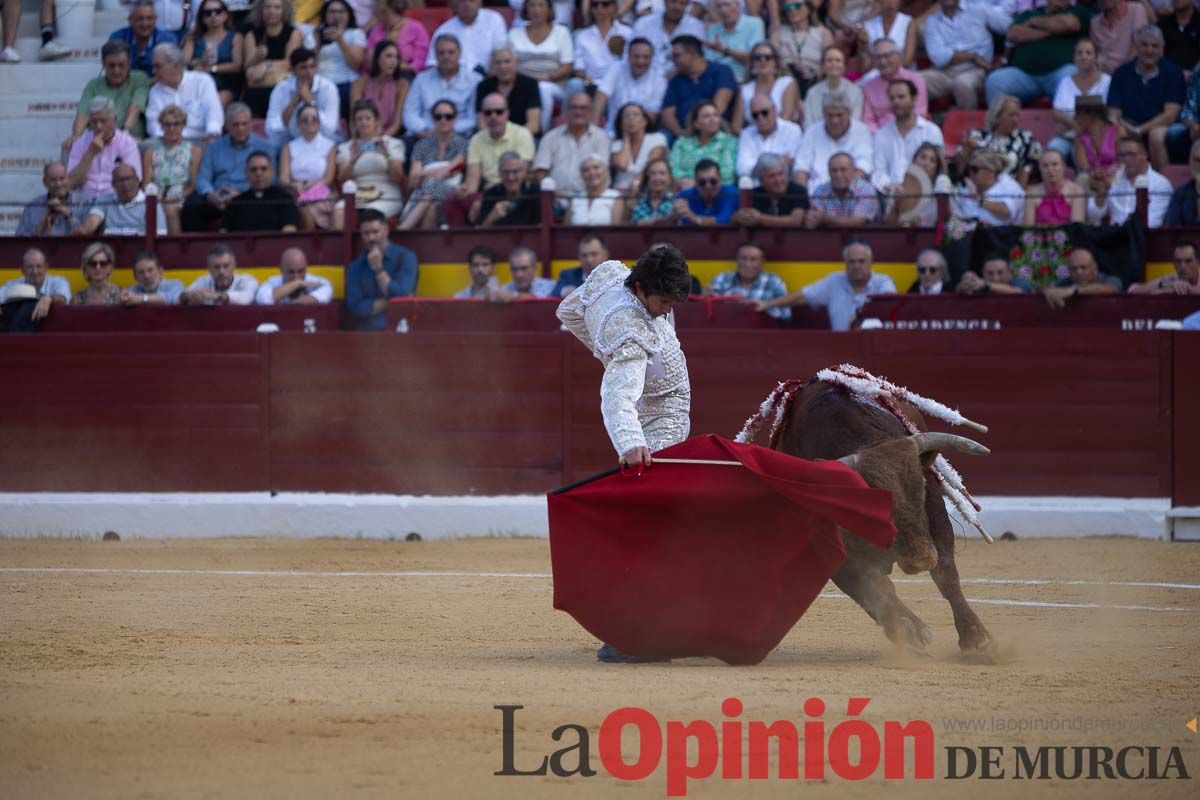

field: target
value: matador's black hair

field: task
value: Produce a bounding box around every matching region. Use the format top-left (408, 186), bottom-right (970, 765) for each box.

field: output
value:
top-left (625, 244), bottom-right (692, 301)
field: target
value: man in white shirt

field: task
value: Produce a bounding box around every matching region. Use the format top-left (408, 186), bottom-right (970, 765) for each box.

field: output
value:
top-left (75, 164), bottom-right (169, 236)
top-left (533, 92), bottom-right (612, 198)
top-left (146, 42), bottom-right (223, 142)
top-left (426, 0), bottom-right (508, 75)
top-left (872, 78), bottom-right (944, 192)
top-left (1087, 134), bottom-right (1173, 227)
top-left (255, 247), bottom-right (334, 305)
top-left (754, 239), bottom-right (898, 331)
top-left (180, 244), bottom-right (259, 306)
top-left (594, 37), bottom-right (667, 135)
top-left (630, 0), bottom-right (705, 75)
top-left (793, 92), bottom-right (874, 188)
top-left (266, 48), bottom-right (341, 145)
top-left (736, 95), bottom-right (803, 180)
top-left (921, 0), bottom-right (994, 110)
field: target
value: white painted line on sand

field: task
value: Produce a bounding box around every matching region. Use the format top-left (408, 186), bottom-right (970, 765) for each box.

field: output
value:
top-left (1, 568), bottom-right (1195, 613)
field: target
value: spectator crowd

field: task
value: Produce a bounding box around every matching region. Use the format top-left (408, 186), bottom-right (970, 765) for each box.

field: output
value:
top-left (15, 0), bottom-right (1200, 238)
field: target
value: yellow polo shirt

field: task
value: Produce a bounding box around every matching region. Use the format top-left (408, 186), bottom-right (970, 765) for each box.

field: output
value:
top-left (467, 122), bottom-right (536, 189)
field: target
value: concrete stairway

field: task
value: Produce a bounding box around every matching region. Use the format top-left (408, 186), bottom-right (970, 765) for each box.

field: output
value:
top-left (0, 1), bottom-right (127, 233)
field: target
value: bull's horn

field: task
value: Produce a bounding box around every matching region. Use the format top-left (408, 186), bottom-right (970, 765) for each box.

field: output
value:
top-left (838, 454), bottom-right (860, 471)
top-left (911, 432), bottom-right (990, 457)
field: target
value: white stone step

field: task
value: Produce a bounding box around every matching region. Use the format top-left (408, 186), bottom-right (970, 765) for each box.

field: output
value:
top-left (0, 61), bottom-right (102, 93)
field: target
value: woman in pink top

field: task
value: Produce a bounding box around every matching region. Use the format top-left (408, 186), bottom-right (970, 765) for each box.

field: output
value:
top-left (351, 40), bottom-right (410, 136)
top-left (1024, 150), bottom-right (1085, 225)
top-left (1072, 97), bottom-right (1119, 176)
top-left (363, 0), bottom-right (428, 76)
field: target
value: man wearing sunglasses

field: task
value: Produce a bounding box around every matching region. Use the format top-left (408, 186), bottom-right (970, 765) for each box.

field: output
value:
top-left (736, 95), bottom-right (802, 180)
top-left (674, 158), bottom-right (738, 224)
top-left (906, 250), bottom-right (949, 295)
top-left (463, 94), bottom-right (535, 195)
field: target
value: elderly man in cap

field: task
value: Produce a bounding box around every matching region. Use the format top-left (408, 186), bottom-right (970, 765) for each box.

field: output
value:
top-left (0, 248), bottom-right (70, 321)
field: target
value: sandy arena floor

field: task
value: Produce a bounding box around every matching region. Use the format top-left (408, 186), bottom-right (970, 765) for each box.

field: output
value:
top-left (0, 536), bottom-right (1198, 799)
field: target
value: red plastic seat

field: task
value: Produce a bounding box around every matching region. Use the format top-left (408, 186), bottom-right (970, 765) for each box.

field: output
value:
top-left (1018, 108), bottom-right (1058, 146)
top-left (1160, 163), bottom-right (1192, 188)
top-left (943, 110), bottom-right (986, 154)
top-left (405, 7), bottom-right (453, 37)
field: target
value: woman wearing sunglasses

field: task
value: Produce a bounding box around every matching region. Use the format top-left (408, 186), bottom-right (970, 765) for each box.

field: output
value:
top-left (770, 2), bottom-right (832, 98)
top-left (732, 42), bottom-right (799, 132)
top-left (74, 243), bottom-right (122, 306)
top-left (183, 1), bottom-right (245, 107)
top-left (399, 99), bottom-right (469, 229)
top-left (953, 149), bottom-right (1024, 225)
top-left (279, 102), bottom-right (338, 229)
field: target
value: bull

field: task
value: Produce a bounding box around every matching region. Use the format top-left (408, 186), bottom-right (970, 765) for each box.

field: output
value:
top-left (768, 378), bottom-right (994, 656)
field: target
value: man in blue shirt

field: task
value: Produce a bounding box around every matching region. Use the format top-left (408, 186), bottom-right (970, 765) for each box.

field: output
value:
top-left (659, 35), bottom-right (737, 139)
top-left (182, 102), bottom-right (275, 232)
top-left (552, 233), bottom-right (609, 297)
top-left (675, 159), bottom-right (738, 225)
top-left (753, 239), bottom-right (898, 330)
top-left (108, 0), bottom-right (177, 76)
top-left (1108, 25), bottom-right (1185, 168)
top-left (346, 209), bottom-right (420, 331)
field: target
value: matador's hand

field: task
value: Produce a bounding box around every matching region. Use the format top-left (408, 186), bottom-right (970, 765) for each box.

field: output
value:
top-left (620, 446), bottom-right (652, 468)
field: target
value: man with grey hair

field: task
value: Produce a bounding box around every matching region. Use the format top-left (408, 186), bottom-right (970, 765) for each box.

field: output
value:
top-left (732, 153), bottom-right (808, 226)
top-left (424, 0), bottom-right (507, 74)
top-left (472, 150), bottom-right (540, 226)
top-left (474, 47), bottom-right (541, 134)
top-left (147, 42), bottom-right (223, 142)
top-left (754, 239), bottom-right (897, 331)
top-left (908, 249), bottom-right (949, 294)
top-left (65, 97), bottom-right (143, 199)
top-left (533, 91), bottom-right (611, 199)
top-left (860, 38), bottom-right (929, 132)
top-left (793, 92), bottom-right (874, 188)
top-left (107, 0), bottom-right (178, 75)
top-left (1108, 24), bottom-right (1184, 168)
top-left (403, 34), bottom-right (481, 136)
top-left (183, 102), bottom-right (275, 231)
top-left (64, 40), bottom-right (149, 153)
top-left (181, 244), bottom-right (259, 306)
top-left (16, 162), bottom-right (91, 237)
top-left (501, 246), bottom-right (556, 297)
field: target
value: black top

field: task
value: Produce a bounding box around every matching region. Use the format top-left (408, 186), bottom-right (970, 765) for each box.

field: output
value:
top-left (251, 23), bottom-right (296, 59)
top-left (223, 185), bottom-right (301, 231)
top-left (1160, 12), bottom-right (1200, 73)
top-left (474, 75), bottom-right (542, 129)
top-left (479, 181), bottom-right (541, 226)
top-left (751, 182), bottom-right (809, 216)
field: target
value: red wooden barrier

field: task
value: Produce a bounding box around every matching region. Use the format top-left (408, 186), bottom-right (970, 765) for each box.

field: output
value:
top-left (0, 330), bottom-right (1190, 502)
top-left (37, 305), bottom-right (341, 332)
top-left (861, 294), bottom-right (1200, 329)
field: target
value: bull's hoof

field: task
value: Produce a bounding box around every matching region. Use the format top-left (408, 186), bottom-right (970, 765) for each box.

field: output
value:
top-left (885, 615), bottom-right (932, 651)
top-left (596, 643), bottom-right (669, 664)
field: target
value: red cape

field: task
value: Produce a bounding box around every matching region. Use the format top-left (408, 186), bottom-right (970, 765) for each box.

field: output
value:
top-left (548, 435), bottom-right (896, 665)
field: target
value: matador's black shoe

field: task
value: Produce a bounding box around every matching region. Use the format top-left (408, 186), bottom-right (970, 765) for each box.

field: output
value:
top-left (596, 643), bottom-right (670, 664)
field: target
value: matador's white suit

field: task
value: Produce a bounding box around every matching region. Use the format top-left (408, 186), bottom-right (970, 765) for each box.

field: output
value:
top-left (556, 260), bottom-right (691, 457)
